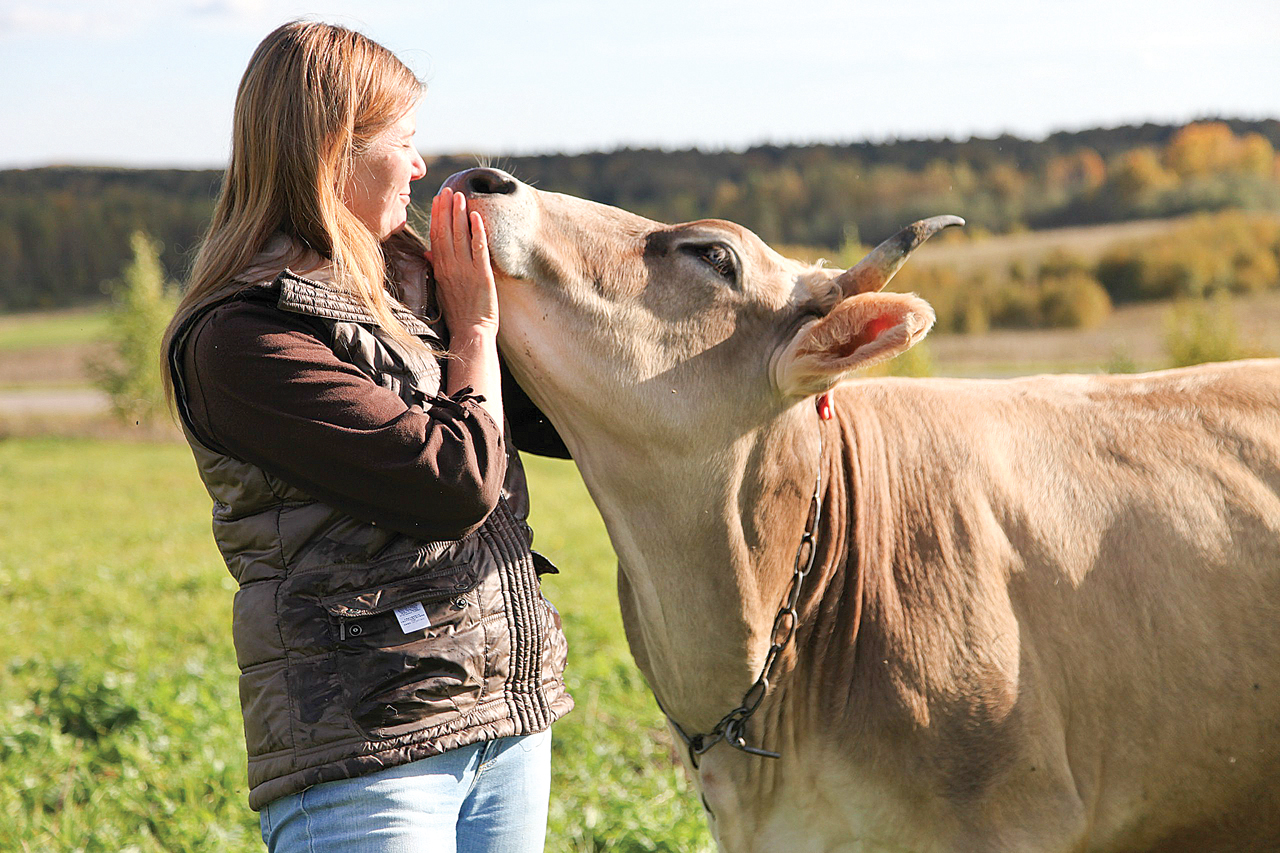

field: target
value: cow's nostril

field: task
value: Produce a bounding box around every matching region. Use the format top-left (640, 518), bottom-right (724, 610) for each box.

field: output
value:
top-left (441, 167), bottom-right (519, 198)
top-left (466, 169), bottom-right (517, 196)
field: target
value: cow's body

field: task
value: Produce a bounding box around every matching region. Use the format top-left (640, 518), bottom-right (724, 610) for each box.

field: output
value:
top-left (442, 167), bottom-right (1280, 852)
top-left (678, 365), bottom-right (1280, 853)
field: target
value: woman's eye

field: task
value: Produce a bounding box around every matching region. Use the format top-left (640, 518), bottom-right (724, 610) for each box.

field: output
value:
top-left (690, 244), bottom-right (738, 283)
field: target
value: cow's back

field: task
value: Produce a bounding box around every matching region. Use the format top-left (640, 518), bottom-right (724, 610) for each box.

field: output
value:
top-left (822, 359), bottom-right (1280, 852)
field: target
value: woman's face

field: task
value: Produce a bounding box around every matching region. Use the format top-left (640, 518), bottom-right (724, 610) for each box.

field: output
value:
top-left (343, 109), bottom-right (427, 240)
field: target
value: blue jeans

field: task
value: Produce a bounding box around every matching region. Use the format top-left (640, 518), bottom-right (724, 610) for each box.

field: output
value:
top-left (259, 730), bottom-right (552, 853)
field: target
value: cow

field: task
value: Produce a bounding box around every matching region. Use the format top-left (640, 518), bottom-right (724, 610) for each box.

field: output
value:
top-left (442, 166), bottom-right (1280, 853)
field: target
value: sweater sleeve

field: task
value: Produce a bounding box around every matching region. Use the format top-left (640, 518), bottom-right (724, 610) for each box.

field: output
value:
top-left (180, 299), bottom-right (507, 541)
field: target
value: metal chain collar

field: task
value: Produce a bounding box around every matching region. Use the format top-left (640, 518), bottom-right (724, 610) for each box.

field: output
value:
top-left (659, 426), bottom-right (824, 768)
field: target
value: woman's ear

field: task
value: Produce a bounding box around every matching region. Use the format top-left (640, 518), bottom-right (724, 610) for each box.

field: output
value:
top-left (776, 292), bottom-right (935, 397)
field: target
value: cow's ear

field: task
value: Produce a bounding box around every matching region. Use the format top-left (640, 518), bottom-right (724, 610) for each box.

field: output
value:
top-left (776, 292), bottom-right (935, 396)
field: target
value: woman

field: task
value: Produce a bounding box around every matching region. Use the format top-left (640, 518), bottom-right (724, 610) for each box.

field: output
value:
top-left (162, 20), bottom-right (572, 853)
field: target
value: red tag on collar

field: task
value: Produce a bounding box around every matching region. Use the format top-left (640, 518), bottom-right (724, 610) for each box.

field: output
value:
top-left (816, 392), bottom-right (833, 420)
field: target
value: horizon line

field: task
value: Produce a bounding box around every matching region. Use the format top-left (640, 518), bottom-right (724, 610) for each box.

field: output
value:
top-left (5, 114), bottom-right (1278, 173)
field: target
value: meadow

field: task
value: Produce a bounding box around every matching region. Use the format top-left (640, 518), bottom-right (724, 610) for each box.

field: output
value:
top-left (0, 439), bottom-right (714, 852)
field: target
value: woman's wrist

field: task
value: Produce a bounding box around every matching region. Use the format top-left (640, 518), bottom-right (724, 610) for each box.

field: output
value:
top-left (448, 324), bottom-right (499, 348)
top-left (444, 326), bottom-right (504, 426)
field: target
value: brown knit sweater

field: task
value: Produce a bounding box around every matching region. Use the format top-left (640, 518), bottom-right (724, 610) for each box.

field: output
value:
top-left (180, 296), bottom-right (567, 541)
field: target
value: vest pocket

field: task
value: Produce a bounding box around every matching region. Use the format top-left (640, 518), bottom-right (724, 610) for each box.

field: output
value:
top-left (320, 571), bottom-right (486, 738)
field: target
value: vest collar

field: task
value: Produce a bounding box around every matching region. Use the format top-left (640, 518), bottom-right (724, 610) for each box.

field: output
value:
top-left (274, 269), bottom-right (434, 337)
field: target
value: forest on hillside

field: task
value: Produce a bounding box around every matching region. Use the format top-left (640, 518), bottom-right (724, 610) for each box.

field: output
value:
top-left (2, 118), bottom-right (1279, 311)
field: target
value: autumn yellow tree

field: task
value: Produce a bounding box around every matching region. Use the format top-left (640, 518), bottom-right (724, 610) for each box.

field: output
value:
top-left (1108, 147), bottom-right (1175, 202)
top-left (1161, 121), bottom-right (1276, 178)
top-left (1164, 122), bottom-right (1237, 177)
top-left (1238, 132), bottom-right (1277, 176)
top-left (1046, 149), bottom-right (1106, 195)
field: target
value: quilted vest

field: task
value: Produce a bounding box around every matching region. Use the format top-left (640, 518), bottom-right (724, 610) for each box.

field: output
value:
top-left (168, 270), bottom-right (572, 810)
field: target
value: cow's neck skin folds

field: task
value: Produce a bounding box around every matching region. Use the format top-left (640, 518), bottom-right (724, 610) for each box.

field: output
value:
top-left (593, 400), bottom-right (833, 726)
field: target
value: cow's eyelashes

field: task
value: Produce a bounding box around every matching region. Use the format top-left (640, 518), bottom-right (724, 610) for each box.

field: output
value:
top-left (683, 243), bottom-right (740, 284)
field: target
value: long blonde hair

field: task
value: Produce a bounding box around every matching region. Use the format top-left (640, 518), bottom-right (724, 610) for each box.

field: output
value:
top-left (164, 20), bottom-right (428, 401)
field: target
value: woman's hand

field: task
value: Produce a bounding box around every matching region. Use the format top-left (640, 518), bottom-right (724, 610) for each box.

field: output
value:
top-left (429, 187), bottom-right (498, 336)
top-left (428, 186), bottom-right (503, 427)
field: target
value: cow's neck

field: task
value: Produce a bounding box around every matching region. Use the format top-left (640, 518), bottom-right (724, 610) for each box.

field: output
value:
top-left (571, 401), bottom-right (841, 736)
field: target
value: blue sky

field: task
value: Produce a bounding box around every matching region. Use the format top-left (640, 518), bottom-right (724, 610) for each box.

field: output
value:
top-left (2, 0), bottom-right (1278, 169)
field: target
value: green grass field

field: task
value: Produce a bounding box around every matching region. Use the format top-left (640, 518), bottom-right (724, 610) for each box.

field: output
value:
top-left (0, 309), bottom-right (110, 353)
top-left (0, 438), bottom-right (713, 852)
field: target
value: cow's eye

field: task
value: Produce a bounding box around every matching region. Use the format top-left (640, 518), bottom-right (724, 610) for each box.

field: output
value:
top-left (686, 243), bottom-right (739, 284)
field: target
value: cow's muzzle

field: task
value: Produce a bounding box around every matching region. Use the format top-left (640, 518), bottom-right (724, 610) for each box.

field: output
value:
top-left (442, 167), bottom-right (519, 198)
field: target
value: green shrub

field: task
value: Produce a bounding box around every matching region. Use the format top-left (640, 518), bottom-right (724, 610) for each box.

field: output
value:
top-left (1228, 242), bottom-right (1280, 294)
top-left (1163, 293), bottom-right (1272, 367)
top-left (1038, 249), bottom-right (1091, 279)
top-left (1039, 272), bottom-right (1112, 329)
top-left (986, 281), bottom-right (1041, 328)
top-left (1095, 251), bottom-right (1145, 302)
top-left (86, 232), bottom-right (178, 425)
top-left (1104, 346), bottom-right (1140, 374)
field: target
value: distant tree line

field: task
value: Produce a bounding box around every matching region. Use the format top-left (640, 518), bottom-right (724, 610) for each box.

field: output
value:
top-left (2, 118), bottom-right (1279, 310)
top-left (0, 169), bottom-right (220, 310)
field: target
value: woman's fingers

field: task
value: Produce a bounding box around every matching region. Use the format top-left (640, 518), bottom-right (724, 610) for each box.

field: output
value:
top-left (451, 191), bottom-right (469, 254)
top-left (429, 188), bottom-right (499, 333)
top-left (433, 188), bottom-right (479, 278)
top-left (469, 211), bottom-right (490, 267)
top-left (430, 188), bottom-right (453, 272)
top-left (432, 187), bottom-right (492, 278)
top-left (464, 211), bottom-right (498, 329)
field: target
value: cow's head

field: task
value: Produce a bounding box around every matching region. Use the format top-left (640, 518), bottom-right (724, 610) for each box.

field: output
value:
top-left (442, 167), bottom-right (959, 449)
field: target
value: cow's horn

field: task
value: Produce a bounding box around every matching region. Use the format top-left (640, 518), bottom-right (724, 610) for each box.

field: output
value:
top-left (834, 215), bottom-right (965, 296)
